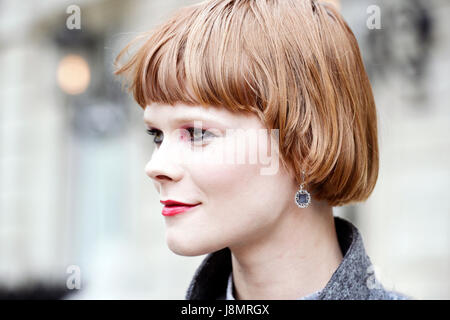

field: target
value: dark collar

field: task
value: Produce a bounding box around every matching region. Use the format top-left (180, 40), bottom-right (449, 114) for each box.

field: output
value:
top-left (185, 216), bottom-right (386, 300)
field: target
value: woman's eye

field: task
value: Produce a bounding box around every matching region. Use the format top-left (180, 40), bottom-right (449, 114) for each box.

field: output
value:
top-left (185, 127), bottom-right (216, 143)
top-left (146, 129), bottom-right (163, 145)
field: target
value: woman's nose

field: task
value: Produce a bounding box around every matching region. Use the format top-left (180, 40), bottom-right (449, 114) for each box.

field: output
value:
top-left (144, 142), bottom-right (184, 183)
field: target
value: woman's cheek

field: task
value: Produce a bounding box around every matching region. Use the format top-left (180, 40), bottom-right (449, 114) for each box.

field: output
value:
top-left (185, 138), bottom-right (226, 169)
top-left (186, 133), bottom-right (262, 193)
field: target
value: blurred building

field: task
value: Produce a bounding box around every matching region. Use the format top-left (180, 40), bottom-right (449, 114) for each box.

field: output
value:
top-left (0, 0), bottom-right (449, 299)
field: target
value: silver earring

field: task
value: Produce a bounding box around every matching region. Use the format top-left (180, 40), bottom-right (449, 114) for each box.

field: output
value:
top-left (295, 170), bottom-right (311, 208)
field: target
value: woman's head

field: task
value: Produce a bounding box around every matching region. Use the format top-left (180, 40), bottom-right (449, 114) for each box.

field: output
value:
top-left (115, 0), bottom-right (379, 254)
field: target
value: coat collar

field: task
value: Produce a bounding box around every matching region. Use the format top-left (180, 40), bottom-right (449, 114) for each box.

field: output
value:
top-left (185, 216), bottom-right (376, 300)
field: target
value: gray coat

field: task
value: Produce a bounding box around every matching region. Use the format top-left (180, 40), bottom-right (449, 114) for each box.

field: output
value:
top-left (185, 216), bottom-right (413, 300)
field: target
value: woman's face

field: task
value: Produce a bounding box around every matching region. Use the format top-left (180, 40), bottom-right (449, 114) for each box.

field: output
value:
top-left (144, 102), bottom-right (298, 256)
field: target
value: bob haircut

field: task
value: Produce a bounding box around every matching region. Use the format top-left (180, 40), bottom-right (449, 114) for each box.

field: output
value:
top-left (114, 0), bottom-right (379, 207)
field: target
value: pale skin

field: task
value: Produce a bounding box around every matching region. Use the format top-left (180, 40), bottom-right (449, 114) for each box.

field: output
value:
top-left (144, 102), bottom-right (343, 300)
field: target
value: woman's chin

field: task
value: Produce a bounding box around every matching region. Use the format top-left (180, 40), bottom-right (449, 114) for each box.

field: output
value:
top-left (165, 233), bottom-right (223, 257)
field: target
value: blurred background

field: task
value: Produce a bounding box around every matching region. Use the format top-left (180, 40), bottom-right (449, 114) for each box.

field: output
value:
top-left (0, 0), bottom-right (449, 299)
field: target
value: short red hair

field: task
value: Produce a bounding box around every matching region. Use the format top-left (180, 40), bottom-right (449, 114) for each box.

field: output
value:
top-left (115, 0), bottom-right (379, 207)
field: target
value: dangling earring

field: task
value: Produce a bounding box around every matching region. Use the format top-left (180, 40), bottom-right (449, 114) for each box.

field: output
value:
top-left (295, 170), bottom-right (311, 208)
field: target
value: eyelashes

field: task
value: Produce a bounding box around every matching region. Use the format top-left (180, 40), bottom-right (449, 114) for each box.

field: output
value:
top-left (146, 127), bottom-right (216, 146)
top-left (146, 129), bottom-right (164, 145)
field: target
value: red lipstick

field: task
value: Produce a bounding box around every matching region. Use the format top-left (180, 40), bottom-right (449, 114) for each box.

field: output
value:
top-left (160, 200), bottom-right (201, 216)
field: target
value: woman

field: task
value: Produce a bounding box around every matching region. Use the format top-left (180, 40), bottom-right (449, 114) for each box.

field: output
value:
top-left (115, 0), bottom-right (411, 300)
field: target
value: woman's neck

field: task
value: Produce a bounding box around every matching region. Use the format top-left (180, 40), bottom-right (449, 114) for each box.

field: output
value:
top-left (228, 200), bottom-right (343, 300)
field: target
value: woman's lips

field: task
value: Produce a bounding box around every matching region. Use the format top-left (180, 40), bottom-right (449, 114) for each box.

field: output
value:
top-left (161, 203), bottom-right (200, 216)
